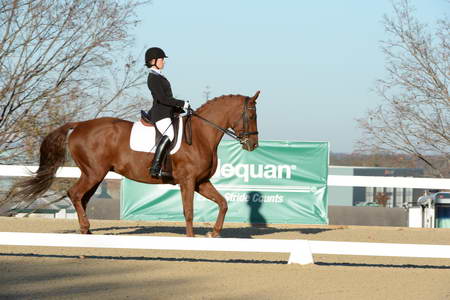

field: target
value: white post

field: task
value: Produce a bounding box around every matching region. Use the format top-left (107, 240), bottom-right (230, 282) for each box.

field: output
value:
top-left (287, 240), bottom-right (314, 265)
top-left (424, 208), bottom-right (435, 228)
top-left (55, 209), bottom-right (67, 219)
top-left (408, 207), bottom-right (423, 228)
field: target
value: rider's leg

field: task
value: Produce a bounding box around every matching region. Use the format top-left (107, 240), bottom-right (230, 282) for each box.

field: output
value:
top-left (155, 118), bottom-right (175, 142)
top-left (149, 135), bottom-right (171, 178)
top-left (150, 118), bottom-right (174, 178)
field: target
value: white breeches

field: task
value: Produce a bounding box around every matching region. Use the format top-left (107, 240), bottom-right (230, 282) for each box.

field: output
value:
top-left (155, 118), bottom-right (174, 141)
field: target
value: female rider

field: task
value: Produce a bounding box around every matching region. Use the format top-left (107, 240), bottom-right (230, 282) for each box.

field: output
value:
top-left (144, 47), bottom-right (190, 178)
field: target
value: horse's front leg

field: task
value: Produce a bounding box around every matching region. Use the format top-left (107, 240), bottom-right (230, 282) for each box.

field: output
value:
top-left (180, 179), bottom-right (196, 237)
top-left (196, 180), bottom-right (228, 238)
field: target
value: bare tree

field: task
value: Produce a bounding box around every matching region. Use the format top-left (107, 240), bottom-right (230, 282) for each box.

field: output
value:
top-left (357, 0), bottom-right (449, 178)
top-left (375, 192), bottom-right (390, 207)
top-left (0, 0), bottom-right (149, 164)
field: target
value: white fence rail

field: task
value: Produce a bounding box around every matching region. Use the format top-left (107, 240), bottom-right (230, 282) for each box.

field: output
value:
top-left (328, 175), bottom-right (449, 190)
top-left (0, 165), bottom-right (122, 179)
top-left (0, 165), bottom-right (449, 189)
top-left (1, 231), bottom-right (450, 265)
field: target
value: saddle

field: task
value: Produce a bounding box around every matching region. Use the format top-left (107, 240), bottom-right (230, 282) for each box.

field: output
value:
top-left (138, 110), bottom-right (181, 153)
top-left (129, 111), bottom-right (184, 179)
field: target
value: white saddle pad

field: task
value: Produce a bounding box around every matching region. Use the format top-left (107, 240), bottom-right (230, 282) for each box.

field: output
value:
top-left (129, 117), bottom-right (183, 154)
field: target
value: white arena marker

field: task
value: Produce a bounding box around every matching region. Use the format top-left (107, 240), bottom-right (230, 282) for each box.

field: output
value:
top-left (0, 232), bottom-right (309, 264)
top-left (288, 240), bottom-right (314, 265)
top-left (308, 241), bottom-right (450, 259)
top-left (2, 232), bottom-right (450, 265)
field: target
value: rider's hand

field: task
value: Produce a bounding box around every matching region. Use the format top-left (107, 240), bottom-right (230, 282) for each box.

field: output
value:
top-left (183, 100), bottom-right (191, 110)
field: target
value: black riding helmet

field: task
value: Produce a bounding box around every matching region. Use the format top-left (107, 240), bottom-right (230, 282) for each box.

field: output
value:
top-left (145, 47), bottom-right (168, 68)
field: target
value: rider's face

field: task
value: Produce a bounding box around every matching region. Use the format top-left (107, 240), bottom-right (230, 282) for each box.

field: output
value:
top-left (155, 58), bottom-right (165, 69)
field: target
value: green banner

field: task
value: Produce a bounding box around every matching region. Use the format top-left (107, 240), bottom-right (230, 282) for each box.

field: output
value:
top-left (121, 140), bottom-right (329, 224)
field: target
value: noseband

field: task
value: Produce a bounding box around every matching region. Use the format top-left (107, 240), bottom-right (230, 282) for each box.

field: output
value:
top-left (186, 97), bottom-right (258, 146)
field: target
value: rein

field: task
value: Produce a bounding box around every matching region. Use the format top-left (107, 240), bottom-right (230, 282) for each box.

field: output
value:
top-left (184, 97), bottom-right (258, 146)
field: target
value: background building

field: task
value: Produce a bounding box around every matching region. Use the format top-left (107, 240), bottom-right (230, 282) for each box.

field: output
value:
top-left (329, 166), bottom-right (425, 207)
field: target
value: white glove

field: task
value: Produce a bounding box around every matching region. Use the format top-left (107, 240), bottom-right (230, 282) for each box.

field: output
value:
top-left (183, 100), bottom-right (191, 110)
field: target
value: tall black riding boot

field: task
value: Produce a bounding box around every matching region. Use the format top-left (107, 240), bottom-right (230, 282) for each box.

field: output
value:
top-left (149, 135), bottom-right (171, 178)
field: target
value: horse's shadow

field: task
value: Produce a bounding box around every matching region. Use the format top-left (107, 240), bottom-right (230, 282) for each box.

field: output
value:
top-left (60, 224), bottom-right (334, 238)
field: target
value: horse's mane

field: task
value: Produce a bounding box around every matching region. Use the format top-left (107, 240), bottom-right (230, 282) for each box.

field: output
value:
top-left (195, 94), bottom-right (244, 113)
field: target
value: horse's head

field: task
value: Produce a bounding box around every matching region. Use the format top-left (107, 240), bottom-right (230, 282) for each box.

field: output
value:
top-left (230, 91), bottom-right (260, 151)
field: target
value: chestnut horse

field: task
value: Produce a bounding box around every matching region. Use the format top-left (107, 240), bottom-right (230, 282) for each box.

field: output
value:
top-left (14, 92), bottom-right (260, 237)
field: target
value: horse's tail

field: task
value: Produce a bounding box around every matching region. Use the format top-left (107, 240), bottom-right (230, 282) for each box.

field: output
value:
top-left (7, 122), bottom-right (80, 206)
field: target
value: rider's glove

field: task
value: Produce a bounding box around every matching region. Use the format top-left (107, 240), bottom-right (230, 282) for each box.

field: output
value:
top-left (183, 100), bottom-right (191, 110)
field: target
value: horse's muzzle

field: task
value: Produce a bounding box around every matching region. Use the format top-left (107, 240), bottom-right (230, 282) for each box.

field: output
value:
top-left (243, 141), bottom-right (258, 151)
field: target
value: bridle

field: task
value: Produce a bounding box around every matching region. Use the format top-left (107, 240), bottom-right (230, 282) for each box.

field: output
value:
top-left (186, 97), bottom-right (258, 146)
top-left (231, 97), bottom-right (259, 145)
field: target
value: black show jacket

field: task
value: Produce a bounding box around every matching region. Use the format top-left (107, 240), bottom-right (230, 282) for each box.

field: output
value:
top-left (147, 70), bottom-right (185, 123)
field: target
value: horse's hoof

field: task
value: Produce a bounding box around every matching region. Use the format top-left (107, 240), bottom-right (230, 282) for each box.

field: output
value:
top-left (206, 232), bottom-right (221, 238)
top-left (80, 229), bottom-right (92, 234)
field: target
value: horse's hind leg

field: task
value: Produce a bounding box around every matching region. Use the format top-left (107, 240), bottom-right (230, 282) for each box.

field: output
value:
top-left (196, 180), bottom-right (228, 238)
top-left (68, 174), bottom-right (103, 234)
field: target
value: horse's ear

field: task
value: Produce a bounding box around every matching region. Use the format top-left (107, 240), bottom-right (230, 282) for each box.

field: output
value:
top-left (251, 90), bottom-right (260, 103)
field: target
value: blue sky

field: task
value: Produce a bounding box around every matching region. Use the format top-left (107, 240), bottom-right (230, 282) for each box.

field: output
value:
top-left (131, 0), bottom-right (447, 153)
